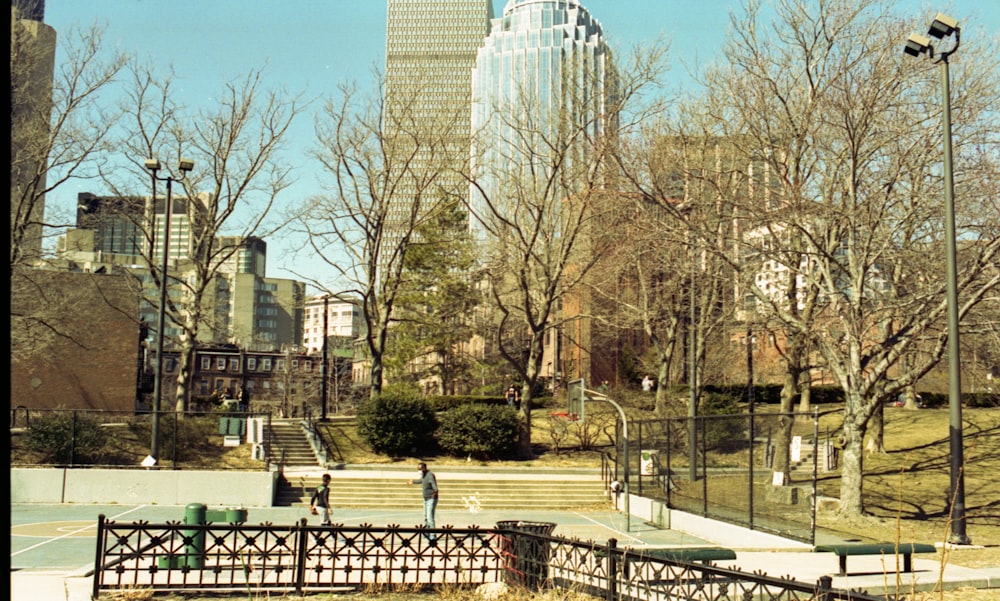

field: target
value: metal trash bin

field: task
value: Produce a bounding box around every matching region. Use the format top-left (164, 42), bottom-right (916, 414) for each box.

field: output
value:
top-left (495, 520), bottom-right (556, 590)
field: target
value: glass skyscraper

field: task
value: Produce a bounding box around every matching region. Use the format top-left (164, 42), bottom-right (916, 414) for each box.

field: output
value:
top-left (469, 0), bottom-right (611, 229)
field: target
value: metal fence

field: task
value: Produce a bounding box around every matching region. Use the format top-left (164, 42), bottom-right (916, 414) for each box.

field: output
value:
top-left (619, 411), bottom-right (832, 544)
top-left (91, 516), bottom-right (882, 600)
top-left (10, 407), bottom-right (274, 470)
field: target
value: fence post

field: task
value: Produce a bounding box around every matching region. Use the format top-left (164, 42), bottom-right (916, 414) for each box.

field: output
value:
top-left (294, 518), bottom-right (308, 594)
top-left (92, 514), bottom-right (106, 599)
top-left (605, 538), bottom-right (618, 601)
top-left (816, 575), bottom-right (833, 601)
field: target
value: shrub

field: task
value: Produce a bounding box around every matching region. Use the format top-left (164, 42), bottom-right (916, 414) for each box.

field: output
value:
top-left (699, 392), bottom-right (745, 451)
top-left (24, 413), bottom-right (109, 464)
top-left (356, 389), bottom-right (437, 456)
top-left (437, 404), bottom-right (519, 460)
top-left (128, 415), bottom-right (220, 462)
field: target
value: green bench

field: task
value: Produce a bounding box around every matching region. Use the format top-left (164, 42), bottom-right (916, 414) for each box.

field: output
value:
top-left (814, 543), bottom-right (936, 576)
top-left (637, 547), bottom-right (737, 563)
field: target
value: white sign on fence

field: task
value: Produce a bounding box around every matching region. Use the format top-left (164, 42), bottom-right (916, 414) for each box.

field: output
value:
top-left (790, 436), bottom-right (802, 462)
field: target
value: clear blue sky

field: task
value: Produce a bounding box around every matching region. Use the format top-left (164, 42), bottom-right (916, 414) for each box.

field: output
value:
top-left (42, 1), bottom-right (1000, 291)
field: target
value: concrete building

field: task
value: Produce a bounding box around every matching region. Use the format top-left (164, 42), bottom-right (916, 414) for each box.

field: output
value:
top-left (384, 0), bottom-right (493, 246)
top-left (302, 295), bottom-right (364, 354)
top-left (57, 193), bottom-right (306, 352)
top-left (10, 0), bottom-right (57, 264)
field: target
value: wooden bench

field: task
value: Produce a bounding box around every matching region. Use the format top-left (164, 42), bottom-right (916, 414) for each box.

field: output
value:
top-left (813, 543), bottom-right (936, 576)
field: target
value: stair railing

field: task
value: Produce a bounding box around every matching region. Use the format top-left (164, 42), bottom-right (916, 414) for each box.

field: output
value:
top-left (302, 416), bottom-right (338, 467)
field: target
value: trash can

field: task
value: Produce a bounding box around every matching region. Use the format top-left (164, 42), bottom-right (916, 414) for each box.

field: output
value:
top-left (495, 521), bottom-right (556, 590)
top-left (181, 502), bottom-right (207, 569)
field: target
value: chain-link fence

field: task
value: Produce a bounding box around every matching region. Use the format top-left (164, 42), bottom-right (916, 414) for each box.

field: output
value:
top-left (10, 407), bottom-right (273, 469)
top-left (619, 410), bottom-right (834, 544)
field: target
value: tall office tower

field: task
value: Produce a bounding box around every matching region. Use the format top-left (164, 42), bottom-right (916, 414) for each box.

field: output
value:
top-left (10, 0), bottom-right (57, 265)
top-left (469, 0), bottom-right (611, 230)
top-left (384, 0), bottom-right (494, 245)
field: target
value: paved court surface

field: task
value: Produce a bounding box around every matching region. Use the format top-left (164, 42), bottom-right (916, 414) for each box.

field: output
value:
top-left (11, 502), bottom-right (1000, 600)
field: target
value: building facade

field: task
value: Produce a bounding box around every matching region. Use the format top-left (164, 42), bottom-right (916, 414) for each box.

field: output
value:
top-left (384, 0), bottom-right (493, 246)
top-left (57, 193), bottom-right (306, 352)
top-left (10, 0), bottom-right (56, 264)
top-left (469, 0), bottom-right (611, 231)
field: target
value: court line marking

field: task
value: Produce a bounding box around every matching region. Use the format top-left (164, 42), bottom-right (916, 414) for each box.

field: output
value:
top-left (572, 511), bottom-right (646, 544)
top-left (10, 505), bottom-right (150, 557)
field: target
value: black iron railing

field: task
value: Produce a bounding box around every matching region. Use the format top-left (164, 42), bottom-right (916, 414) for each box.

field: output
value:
top-left (92, 517), bottom-right (883, 601)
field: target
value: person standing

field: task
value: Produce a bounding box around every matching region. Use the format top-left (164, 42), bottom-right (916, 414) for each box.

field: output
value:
top-left (641, 375), bottom-right (654, 392)
top-left (410, 462), bottom-right (439, 540)
top-left (310, 473), bottom-right (332, 526)
top-left (505, 385), bottom-right (519, 408)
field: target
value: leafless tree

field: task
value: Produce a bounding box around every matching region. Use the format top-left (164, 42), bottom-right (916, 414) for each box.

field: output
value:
top-left (291, 73), bottom-right (467, 397)
top-left (107, 63), bottom-right (304, 414)
top-left (699, 0), bottom-right (1000, 515)
top-left (466, 43), bottom-right (670, 457)
top-left (10, 7), bottom-right (127, 360)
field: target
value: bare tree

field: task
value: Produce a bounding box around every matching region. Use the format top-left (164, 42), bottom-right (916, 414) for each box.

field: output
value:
top-left (292, 74), bottom-right (467, 397)
top-left (466, 43), bottom-right (670, 458)
top-left (10, 8), bottom-right (127, 359)
top-left (108, 63), bottom-right (304, 414)
top-left (700, 0), bottom-right (1000, 515)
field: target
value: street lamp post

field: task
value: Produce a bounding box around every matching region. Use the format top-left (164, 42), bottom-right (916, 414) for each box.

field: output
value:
top-left (903, 13), bottom-right (970, 545)
top-left (321, 294), bottom-right (329, 421)
top-left (144, 157), bottom-right (194, 466)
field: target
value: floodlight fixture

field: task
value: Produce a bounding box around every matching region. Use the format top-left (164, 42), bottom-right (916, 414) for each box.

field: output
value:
top-left (144, 158), bottom-right (161, 171)
top-left (904, 33), bottom-right (931, 57)
top-left (178, 158), bottom-right (194, 172)
top-left (928, 12), bottom-right (958, 39)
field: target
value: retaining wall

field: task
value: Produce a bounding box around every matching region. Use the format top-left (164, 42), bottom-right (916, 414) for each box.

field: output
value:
top-left (11, 468), bottom-right (278, 507)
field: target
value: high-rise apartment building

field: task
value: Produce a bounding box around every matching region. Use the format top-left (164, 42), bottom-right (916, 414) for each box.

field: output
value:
top-left (384, 0), bottom-right (493, 241)
top-left (469, 0), bottom-right (611, 226)
top-left (56, 193), bottom-right (306, 351)
top-left (302, 295), bottom-right (365, 354)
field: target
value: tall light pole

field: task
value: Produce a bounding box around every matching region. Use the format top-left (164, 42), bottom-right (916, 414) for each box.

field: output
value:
top-left (904, 13), bottom-right (970, 545)
top-left (144, 157), bottom-right (194, 466)
top-left (321, 294), bottom-right (329, 421)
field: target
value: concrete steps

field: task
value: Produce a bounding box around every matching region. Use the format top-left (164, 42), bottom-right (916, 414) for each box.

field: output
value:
top-left (275, 468), bottom-right (608, 511)
top-left (265, 421), bottom-right (321, 467)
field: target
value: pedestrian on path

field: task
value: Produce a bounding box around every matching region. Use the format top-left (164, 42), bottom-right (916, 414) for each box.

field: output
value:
top-left (409, 462), bottom-right (438, 540)
top-left (505, 385), bottom-right (519, 408)
top-left (310, 473), bottom-right (332, 525)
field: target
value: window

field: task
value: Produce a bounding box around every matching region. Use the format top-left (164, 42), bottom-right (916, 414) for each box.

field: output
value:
top-left (248, 357), bottom-right (257, 371)
top-left (275, 359), bottom-right (284, 371)
top-left (202, 357), bottom-right (211, 370)
top-left (304, 361), bottom-right (312, 372)
top-left (229, 358), bottom-right (239, 372)
top-left (262, 358), bottom-right (272, 371)
top-left (216, 358), bottom-right (226, 370)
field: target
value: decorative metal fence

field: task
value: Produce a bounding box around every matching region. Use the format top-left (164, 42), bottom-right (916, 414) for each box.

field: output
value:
top-left (92, 516), bottom-right (883, 600)
top-left (621, 411), bottom-right (829, 544)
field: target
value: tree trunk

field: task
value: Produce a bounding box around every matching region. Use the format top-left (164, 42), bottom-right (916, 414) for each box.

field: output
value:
top-left (838, 413), bottom-right (867, 515)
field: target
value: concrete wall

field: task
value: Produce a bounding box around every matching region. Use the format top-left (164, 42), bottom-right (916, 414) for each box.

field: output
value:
top-left (11, 468), bottom-right (278, 507)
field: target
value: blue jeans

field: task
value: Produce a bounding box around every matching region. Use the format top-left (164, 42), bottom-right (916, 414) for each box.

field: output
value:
top-left (422, 496), bottom-right (438, 538)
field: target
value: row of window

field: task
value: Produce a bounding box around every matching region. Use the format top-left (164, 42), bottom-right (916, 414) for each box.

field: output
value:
top-left (198, 356), bottom-right (317, 373)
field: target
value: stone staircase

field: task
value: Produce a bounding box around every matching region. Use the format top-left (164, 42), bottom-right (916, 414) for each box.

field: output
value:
top-left (265, 420), bottom-right (321, 467)
top-left (274, 468), bottom-right (608, 511)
